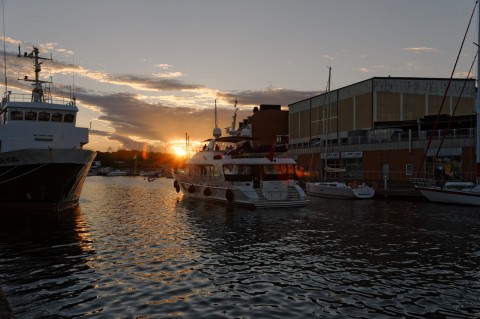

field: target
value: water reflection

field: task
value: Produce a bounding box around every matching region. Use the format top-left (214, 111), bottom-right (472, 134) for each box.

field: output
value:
top-left (0, 207), bottom-right (98, 318)
top-left (177, 196), bottom-right (480, 318)
top-left (0, 177), bottom-right (478, 318)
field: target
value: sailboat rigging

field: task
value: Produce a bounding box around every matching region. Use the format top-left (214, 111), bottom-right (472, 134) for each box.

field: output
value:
top-left (411, 0), bottom-right (480, 206)
top-left (306, 67), bottom-right (375, 199)
top-left (323, 66), bottom-right (346, 174)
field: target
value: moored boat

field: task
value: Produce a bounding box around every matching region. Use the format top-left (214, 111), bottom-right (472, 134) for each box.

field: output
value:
top-left (0, 46), bottom-right (96, 211)
top-left (411, 2), bottom-right (480, 206)
top-left (106, 169), bottom-right (128, 176)
top-left (305, 67), bottom-right (375, 200)
top-left (172, 105), bottom-right (307, 208)
top-left (306, 181), bottom-right (375, 199)
top-left (411, 179), bottom-right (480, 206)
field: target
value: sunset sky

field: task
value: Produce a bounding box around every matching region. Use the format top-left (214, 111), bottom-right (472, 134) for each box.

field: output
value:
top-left (1, 0), bottom-right (478, 154)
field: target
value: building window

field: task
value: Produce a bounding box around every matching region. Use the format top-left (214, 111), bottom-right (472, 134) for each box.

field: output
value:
top-left (405, 164), bottom-right (413, 176)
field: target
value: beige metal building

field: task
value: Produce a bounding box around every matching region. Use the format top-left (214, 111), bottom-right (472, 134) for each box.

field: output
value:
top-left (288, 77), bottom-right (477, 185)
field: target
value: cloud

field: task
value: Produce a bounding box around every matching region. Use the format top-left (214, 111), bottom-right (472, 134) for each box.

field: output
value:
top-left (2, 42), bottom-right (202, 93)
top-left (218, 88), bottom-right (319, 106)
top-left (153, 71), bottom-right (183, 78)
top-left (76, 91), bottom-right (252, 143)
top-left (402, 47), bottom-right (439, 54)
top-left (358, 67), bottom-right (373, 73)
top-left (156, 64), bottom-right (173, 69)
top-left (1, 37), bottom-right (319, 152)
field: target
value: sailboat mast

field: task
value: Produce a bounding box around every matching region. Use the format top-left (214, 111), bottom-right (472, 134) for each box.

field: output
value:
top-left (477, 1), bottom-right (480, 183)
top-left (324, 66), bottom-right (332, 180)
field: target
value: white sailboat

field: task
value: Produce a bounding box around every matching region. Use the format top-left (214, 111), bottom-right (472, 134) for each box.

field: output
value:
top-left (412, 2), bottom-right (480, 206)
top-left (306, 67), bottom-right (375, 199)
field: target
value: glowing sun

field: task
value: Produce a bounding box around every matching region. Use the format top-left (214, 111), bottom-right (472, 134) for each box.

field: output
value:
top-left (172, 146), bottom-right (186, 157)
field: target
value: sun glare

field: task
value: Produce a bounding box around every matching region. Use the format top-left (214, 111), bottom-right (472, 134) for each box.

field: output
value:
top-left (173, 146), bottom-right (186, 157)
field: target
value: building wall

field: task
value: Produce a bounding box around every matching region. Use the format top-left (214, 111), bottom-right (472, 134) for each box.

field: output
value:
top-left (288, 77), bottom-right (477, 183)
top-left (289, 77), bottom-right (476, 145)
top-left (250, 109), bottom-right (289, 147)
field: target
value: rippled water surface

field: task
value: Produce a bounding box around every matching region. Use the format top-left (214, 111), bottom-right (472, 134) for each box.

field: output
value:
top-left (0, 176), bottom-right (479, 318)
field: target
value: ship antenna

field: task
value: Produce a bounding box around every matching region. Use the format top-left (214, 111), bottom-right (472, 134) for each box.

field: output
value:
top-left (215, 99), bottom-right (218, 128)
top-left (231, 98), bottom-right (238, 134)
top-left (212, 99), bottom-right (222, 139)
top-left (72, 55), bottom-right (76, 102)
top-left (2, 0), bottom-right (7, 92)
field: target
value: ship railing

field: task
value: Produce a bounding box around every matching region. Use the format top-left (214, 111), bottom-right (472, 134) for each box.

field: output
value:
top-left (3, 92), bottom-right (76, 106)
top-left (230, 152), bottom-right (289, 159)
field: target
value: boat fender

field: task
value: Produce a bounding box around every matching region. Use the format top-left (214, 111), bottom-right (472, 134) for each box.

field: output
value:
top-left (174, 180), bottom-right (180, 192)
top-left (226, 189), bottom-right (234, 202)
top-left (204, 187), bottom-right (212, 196)
top-left (188, 185), bottom-right (195, 193)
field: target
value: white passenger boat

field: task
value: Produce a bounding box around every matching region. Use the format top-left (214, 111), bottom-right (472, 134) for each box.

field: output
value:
top-left (306, 181), bottom-right (375, 199)
top-left (172, 107), bottom-right (307, 208)
top-left (0, 46), bottom-right (96, 211)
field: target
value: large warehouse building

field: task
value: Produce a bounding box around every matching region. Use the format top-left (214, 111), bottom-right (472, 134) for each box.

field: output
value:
top-left (287, 77), bottom-right (477, 186)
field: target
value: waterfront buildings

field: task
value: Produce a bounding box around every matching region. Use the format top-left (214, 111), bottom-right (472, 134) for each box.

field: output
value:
top-left (287, 77), bottom-right (477, 186)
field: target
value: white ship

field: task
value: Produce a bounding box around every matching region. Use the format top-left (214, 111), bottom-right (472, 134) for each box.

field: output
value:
top-left (0, 46), bottom-right (96, 211)
top-left (172, 104), bottom-right (307, 208)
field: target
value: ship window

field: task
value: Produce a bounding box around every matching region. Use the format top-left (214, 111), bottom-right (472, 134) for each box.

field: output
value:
top-left (25, 111), bottom-right (37, 121)
top-left (11, 111), bottom-right (23, 120)
top-left (199, 165), bottom-right (220, 178)
top-left (52, 112), bottom-right (63, 122)
top-left (38, 112), bottom-right (50, 121)
top-left (223, 164), bottom-right (252, 181)
top-left (64, 113), bottom-right (75, 123)
top-left (262, 164), bottom-right (296, 180)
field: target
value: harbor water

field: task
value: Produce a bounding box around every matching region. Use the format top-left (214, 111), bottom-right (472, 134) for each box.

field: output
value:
top-left (0, 176), bottom-right (479, 318)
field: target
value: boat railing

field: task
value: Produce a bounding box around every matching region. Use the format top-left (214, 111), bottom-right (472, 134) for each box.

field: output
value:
top-left (409, 178), bottom-right (435, 188)
top-left (230, 152), bottom-right (288, 159)
top-left (3, 92), bottom-right (76, 106)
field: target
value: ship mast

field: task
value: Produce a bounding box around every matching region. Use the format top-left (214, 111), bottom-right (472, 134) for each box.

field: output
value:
top-left (18, 45), bottom-right (52, 102)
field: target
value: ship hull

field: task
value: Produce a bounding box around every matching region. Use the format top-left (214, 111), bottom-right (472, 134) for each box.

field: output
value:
top-left (306, 182), bottom-right (375, 199)
top-left (0, 149), bottom-right (96, 211)
top-left (416, 186), bottom-right (480, 206)
top-left (172, 172), bottom-right (308, 208)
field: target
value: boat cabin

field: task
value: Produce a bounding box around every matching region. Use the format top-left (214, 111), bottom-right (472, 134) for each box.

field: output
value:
top-left (1, 107), bottom-right (76, 124)
top-left (0, 95), bottom-right (88, 153)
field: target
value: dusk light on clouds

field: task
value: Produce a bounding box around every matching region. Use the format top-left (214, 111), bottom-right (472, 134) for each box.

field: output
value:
top-left (0, 0), bottom-right (477, 153)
